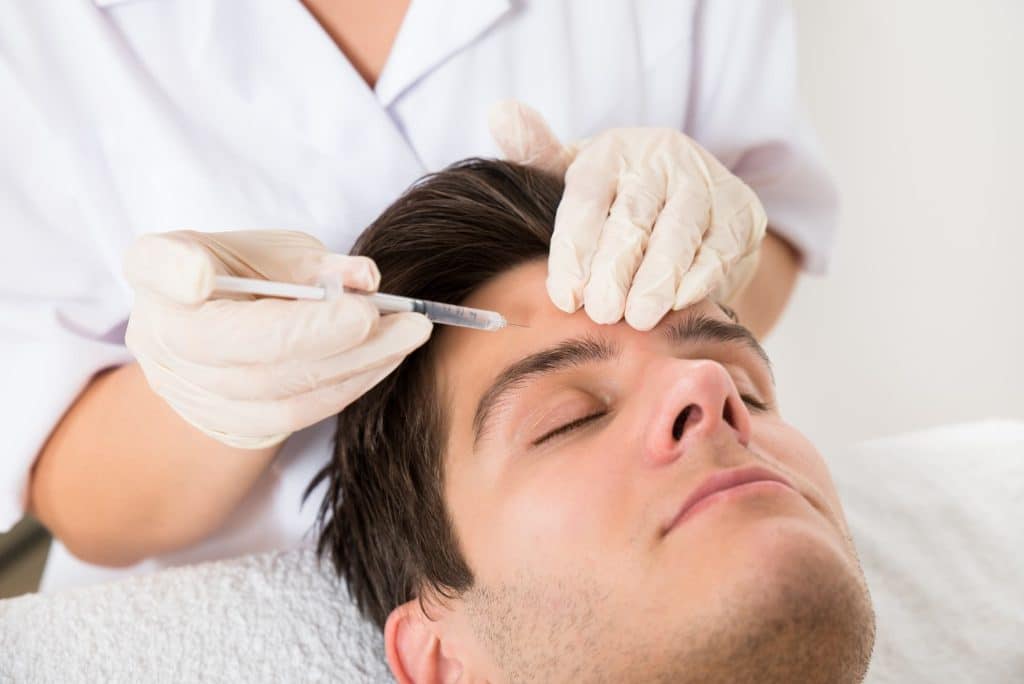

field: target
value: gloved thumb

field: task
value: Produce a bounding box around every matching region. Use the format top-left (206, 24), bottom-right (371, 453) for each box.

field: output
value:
top-left (124, 232), bottom-right (218, 306)
top-left (488, 99), bottom-right (575, 177)
top-left (125, 229), bottom-right (343, 307)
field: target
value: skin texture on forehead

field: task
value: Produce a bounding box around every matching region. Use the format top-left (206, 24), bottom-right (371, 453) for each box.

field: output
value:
top-left (415, 259), bottom-right (875, 683)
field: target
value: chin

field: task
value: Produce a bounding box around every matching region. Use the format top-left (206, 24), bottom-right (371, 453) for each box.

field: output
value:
top-left (744, 505), bottom-right (854, 561)
top-left (607, 514), bottom-right (875, 684)
top-left (719, 516), bottom-right (876, 682)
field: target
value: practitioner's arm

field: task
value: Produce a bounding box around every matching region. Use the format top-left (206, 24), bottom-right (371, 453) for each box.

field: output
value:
top-left (728, 231), bottom-right (801, 339)
top-left (29, 362), bottom-right (280, 567)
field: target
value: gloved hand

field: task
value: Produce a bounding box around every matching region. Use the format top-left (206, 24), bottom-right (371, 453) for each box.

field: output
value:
top-left (123, 230), bottom-right (432, 449)
top-left (489, 100), bottom-right (768, 330)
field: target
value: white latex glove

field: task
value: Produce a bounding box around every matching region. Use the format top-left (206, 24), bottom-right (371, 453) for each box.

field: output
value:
top-left (123, 230), bottom-right (432, 449)
top-left (489, 100), bottom-right (768, 330)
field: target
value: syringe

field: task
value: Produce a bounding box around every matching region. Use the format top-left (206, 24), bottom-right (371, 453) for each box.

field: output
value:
top-left (212, 275), bottom-right (519, 332)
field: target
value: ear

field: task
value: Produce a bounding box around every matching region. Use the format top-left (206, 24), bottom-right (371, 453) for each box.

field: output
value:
top-left (385, 600), bottom-right (465, 684)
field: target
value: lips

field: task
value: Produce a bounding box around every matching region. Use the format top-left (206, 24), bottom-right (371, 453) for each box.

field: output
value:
top-left (662, 465), bottom-right (796, 536)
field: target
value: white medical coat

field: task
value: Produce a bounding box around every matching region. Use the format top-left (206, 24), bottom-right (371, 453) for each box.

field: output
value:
top-left (0, 0), bottom-right (838, 590)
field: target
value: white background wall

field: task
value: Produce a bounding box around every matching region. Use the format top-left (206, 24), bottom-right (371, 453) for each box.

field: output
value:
top-left (768, 0), bottom-right (1023, 451)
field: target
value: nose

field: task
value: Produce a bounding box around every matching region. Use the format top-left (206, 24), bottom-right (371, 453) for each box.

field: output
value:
top-left (644, 360), bottom-right (752, 466)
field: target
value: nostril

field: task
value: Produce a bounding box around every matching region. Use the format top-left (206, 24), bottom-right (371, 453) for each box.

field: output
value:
top-left (723, 399), bottom-right (735, 431)
top-left (672, 404), bottom-right (701, 441)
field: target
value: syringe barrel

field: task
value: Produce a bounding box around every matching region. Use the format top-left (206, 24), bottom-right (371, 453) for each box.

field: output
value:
top-left (356, 291), bottom-right (504, 330)
top-left (418, 300), bottom-right (505, 330)
top-left (215, 275), bottom-right (506, 331)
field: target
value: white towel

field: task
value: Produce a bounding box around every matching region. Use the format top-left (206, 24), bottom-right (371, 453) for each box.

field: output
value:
top-left (828, 419), bottom-right (1024, 682)
top-left (0, 548), bottom-right (389, 682)
top-left (1, 419), bottom-right (1021, 682)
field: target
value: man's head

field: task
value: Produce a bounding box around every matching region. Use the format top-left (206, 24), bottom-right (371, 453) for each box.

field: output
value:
top-left (312, 159), bottom-right (875, 682)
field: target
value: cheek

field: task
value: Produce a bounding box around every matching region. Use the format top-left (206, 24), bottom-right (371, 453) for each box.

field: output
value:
top-left (482, 445), bottom-right (637, 581)
top-left (751, 417), bottom-right (844, 512)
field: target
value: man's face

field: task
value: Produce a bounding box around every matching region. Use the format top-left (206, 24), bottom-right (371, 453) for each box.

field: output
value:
top-left (425, 260), bottom-right (874, 682)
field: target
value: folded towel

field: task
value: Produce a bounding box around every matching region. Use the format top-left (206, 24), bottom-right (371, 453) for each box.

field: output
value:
top-left (2, 419), bottom-right (1021, 683)
top-left (827, 419), bottom-right (1024, 683)
top-left (0, 548), bottom-right (389, 682)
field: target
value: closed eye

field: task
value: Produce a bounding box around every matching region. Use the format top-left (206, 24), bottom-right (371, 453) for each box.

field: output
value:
top-left (741, 393), bottom-right (771, 413)
top-left (531, 411), bottom-right (608, 446)
top-left (532, 394), bottom-right (770, 446)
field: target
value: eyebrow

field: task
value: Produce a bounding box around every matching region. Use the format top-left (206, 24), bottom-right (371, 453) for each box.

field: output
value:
top-left (471, 314), bottom-right (772, 447)
top-left (662, 315), bottom-right (773, 378)
top-left (471, 336), bottom-right (617, 445)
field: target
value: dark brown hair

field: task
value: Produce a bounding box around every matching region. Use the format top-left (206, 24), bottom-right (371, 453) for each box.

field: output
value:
top-left (307, 159), bottom-right (564, 630)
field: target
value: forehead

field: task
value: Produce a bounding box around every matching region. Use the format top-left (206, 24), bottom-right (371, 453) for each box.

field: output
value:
top-left (433, 259), bottom-right (726, 407)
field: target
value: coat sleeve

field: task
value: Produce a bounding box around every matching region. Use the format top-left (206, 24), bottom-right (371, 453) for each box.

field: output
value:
top-left (0, 2), bottom-right (135, 532)
top-left (687, 0), bottom-right (838, 274)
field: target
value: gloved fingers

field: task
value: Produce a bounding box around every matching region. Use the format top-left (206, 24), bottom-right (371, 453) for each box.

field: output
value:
top-left (314, 254), bottom-right (381, 292)
top-left (672, 238), bottom-right (731, 310)
top-left (142, 292), bottom-right (381, 365)
top-left (138, 353), bottom-right (399, 441)
top-left (696, 141), bottom-right (767, 254)
top-left (703, 187), bottom-right (767, 305)
top-left (134, 315), bottom-right (429, 439)
top-left (172, 358), bottom-right (399, 448)
top-left (581, 172), bottom-right (662, 324)
top-left (235, 313), bottom-right (430, 430)
top-left (272, 358), bottom-right (406, 433)
top-left (713, 178), bottom-right (769, 255)
top-left (674, 176), bottom-right (767, 307)
top-left (124, 230), bottom-right (334, 306)
top-left (198, 232), bottom-right (384, 295)
top-left (714, 249), bottom-right (761, 305)
top-left (143, 312), bottom-right (432, 401)
top-left (488, 99), bottom-right (575, 177)
top-left (133, 355), bottom-right (289, 447)
top-left (187, 229), bottom-right (331, 284)
top-left (138, 364), bottom-right (290, 449)
top-left (624, 188), bottom-right (709, 330)
top-left (546, 152), bottom-right (619, 313)
top-left (124, 232), bottom-right (221, 306)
